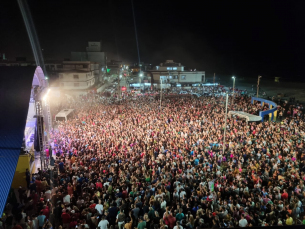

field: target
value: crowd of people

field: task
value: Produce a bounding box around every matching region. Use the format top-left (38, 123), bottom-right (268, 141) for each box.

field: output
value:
top-left (2, 87), bottom-right (305, 229)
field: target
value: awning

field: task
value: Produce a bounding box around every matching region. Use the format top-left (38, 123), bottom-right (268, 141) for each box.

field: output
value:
top-left (228, 111), bottom-right (262, 122)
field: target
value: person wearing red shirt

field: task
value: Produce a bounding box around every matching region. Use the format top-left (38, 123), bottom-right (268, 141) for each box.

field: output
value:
top-left (42, 205), bottom-right (50, 219)
top-left (281, 189), bottom-right (289, 200)
top-left (163, 212), bottom-right (176, 229)
top-left (61, 209), bottom-right (71, 229)
top-left (89, 200), bottom-right (97, 210)
top-left (96, 180), bottom-right (103, 190)
top-left (69, 218), bottom-right (78, 229)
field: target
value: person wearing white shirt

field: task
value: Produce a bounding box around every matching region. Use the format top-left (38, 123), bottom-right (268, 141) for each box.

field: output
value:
top-left (32, 216), bottom-right (38, 229)
top-left (98, 216), bottom-right (109, 229)
top-left (179, 189), bottom-right (186, 199)
top-left (63, 194), bottom-right (71, 204)
top-left (173, 221), bottom-right (183, 229)
top-left (45, 188), bottom-right (52, 201)
top-left (95, 199), bottom-right (104, 215)
top-left (161, 199), bottom-right (167, 210)
top-left (239, 215), bottom-right (248, 227)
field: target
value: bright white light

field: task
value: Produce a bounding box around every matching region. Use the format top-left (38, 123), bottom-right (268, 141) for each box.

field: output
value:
top-left (43, 88), bottom-right (51, 101)
top-left (120, 75), bottom-right (122, 78)
top-left (232, 76), bottom-right (235, 79)
top-left (140, 73), bottom-right (143, 77)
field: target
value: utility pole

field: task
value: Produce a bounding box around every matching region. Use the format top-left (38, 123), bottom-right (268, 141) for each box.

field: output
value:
top-left (257, 75), bottom-right (262, 97)
top-left (232, 76), bottom-right (235, 105)
top-left (223, 93), bottom-right (228, 153)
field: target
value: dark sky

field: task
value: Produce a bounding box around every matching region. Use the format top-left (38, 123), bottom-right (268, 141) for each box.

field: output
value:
top-left (1, 0), bottom-right (305, 79)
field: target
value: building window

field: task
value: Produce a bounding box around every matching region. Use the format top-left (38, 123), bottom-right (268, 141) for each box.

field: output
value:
top-left (173, 67), bottom-right (177, 70)
top-left (174, 75), bottom-right (178, 79)
top-left (57, 65), bottom-right (63, 68)
top-left (74, 83), bottom-right (79, 87)
top-left (167, 67), bottom-right (172, 70)
top-left (83, 65), bottom-right (88, 68)
top-left (73, 75), bottom-right (79, 79)
top-left (181, 75), bottom-right (186, 80)
top-left (59, 74), bottom-right (63, 79)
top-left (169, 75), bottom-right (172, 79)
top-left (156, 66), bottom-right (159, 70)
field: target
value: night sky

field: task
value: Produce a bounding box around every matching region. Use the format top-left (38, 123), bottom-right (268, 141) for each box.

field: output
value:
top-left (1, 0), bottom-right (305, 79)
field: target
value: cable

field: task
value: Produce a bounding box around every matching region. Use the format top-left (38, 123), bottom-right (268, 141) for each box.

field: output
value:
top-left (131, 0), bottom-right (141, 66)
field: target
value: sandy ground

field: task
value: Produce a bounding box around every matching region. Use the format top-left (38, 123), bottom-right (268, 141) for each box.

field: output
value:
top-left (209, 76), bottom-right (305, 103)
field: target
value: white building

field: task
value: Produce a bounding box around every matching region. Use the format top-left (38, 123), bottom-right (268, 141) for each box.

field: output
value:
top-left (147, 60), bottom-right (205, 88)
top-left (58, 61), bottom-right (99, 90)
top-left (71, 41), bottom-right (107, 82)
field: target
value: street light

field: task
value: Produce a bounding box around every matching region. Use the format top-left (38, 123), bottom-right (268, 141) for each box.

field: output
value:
top-left (257, 75), bottom-right (262, 98)
top-left (232, 76), bottom-right (236, 105)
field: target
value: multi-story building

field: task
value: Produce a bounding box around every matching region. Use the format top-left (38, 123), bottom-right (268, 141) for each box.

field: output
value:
top-left (71, 41), bottom-right (107, 82)
top-left (147, 60), bottom-right (205, 88)
top-left (58, 61), bottom-right (100, 90)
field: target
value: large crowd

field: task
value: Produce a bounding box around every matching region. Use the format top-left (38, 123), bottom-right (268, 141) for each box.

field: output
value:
top-left (2, 88), bottom-right (305, 229)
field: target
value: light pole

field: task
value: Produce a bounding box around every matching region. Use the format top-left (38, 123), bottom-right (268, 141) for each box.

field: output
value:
top-left (223, 93), bottom-right (228, 153)
top-left (160, 76), bottom-right (162, 109)
top-left (139, 72), bottom-right (143, 91)
top-left (232, 76), bottom-right (235, 105)
top-left (257, 75), bottom-right (262, 97)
